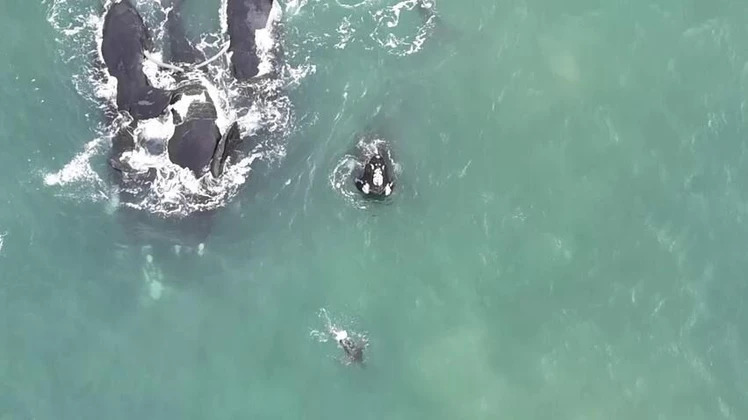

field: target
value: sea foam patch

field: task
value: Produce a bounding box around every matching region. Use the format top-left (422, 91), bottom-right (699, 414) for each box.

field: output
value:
top-left (292, 0), bottom-right (438, 56)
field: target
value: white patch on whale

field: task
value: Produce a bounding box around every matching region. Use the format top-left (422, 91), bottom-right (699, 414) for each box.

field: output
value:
top-left (373, 168), bottom-right (384, 186)
top-left (170, 92), bottom-right (208, 122)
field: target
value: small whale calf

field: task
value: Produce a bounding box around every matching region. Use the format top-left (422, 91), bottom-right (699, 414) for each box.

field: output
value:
top-left (333, 329), bottom-right (366, 365)
top-left (355, 153), bottom-right (394, 197)
top-left (353, 141), bottom-right (395, 198)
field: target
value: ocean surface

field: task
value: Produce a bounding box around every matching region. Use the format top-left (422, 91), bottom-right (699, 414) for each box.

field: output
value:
top-left (1, 0), bottom-right (748, 418)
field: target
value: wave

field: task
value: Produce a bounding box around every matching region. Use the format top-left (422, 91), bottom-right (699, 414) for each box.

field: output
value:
top-left (290, 0), bottom-right (438, 56)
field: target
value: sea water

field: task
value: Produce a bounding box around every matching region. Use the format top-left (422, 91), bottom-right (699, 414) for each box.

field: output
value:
top-left (0, 0), bottom-right (747, 418)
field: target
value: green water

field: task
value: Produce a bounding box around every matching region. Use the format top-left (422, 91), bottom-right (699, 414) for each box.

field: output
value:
top-left (2, 0), bottom-right (748, 418)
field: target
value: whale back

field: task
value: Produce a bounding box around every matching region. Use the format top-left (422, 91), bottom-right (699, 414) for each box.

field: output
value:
top-left (102, 0), bottom-right (171, 119)
top-left (167, 85), bottom-right (222, 176)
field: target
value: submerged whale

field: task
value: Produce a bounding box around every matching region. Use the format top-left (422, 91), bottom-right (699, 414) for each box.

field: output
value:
top-left (333, 329), bottom-right (366, 365)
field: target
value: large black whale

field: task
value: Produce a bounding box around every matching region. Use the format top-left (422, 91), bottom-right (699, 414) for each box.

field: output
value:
top-left (101, 0), bottom-right (172, 120)
top-left (168, 83), bottom-right (241, 178)
top-left (226, 0), bottom-right (275, 81)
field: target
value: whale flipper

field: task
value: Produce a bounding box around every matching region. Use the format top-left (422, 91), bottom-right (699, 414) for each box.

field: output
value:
top-left (210, 122), bottom-right (242, 178)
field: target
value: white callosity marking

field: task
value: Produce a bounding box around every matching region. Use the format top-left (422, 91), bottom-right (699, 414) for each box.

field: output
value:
top-left (362, 183), bottom-right (370, 194)
top-left (384, 184), bottom-right (392, 196)
top-left (373, 167), bottom-right (384, 187)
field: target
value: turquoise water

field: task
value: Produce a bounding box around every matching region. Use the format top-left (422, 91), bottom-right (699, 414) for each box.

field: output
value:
top-left (2, 0), bottom-right (748, 418)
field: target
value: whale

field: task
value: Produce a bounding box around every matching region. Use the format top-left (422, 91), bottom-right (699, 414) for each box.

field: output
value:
top-left (354, 142), bottom-right (395, 198)
top-left (101, 0), bottom-right (172, 120)
top-left (226, 0), bottom-right (275, 81)
top-left (333, 329), bottom-right (366, 365)
top-left (167, 83), bottom-right (241, 178)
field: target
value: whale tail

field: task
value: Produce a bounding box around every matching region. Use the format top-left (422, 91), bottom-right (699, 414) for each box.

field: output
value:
top-left (210, 122), bottom-right (243, 178)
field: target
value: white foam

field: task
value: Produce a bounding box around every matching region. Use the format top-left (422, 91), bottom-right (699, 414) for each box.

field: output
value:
top-left (305, 0), bottom-right (438, 55)
top-left (255, 0), bottom-right (283, 77)
top-left (0, 232), bottom-right (5, 254)
top-left (372, 0), bottom-right (437, 56)
top-left (43, 137), bottom-right (108, 193)
top-left (170, 92), bottom-right (207, 122)
top-left (285, 0), bottom-right (309, 16)
top-left (334, 329), bottom-right (349, 341)
top-left (335, 17), bottom-right (355, 49)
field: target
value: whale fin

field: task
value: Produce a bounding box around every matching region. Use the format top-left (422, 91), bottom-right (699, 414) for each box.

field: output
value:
top-left (210, 122), bottom-right (242, 178)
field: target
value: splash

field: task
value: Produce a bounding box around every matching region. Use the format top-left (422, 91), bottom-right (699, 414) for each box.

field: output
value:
top-left (44, 0), bottom-right (310, 218)
top-left (43, 136), bottom-right (110, 202)
top-left (309, 308), bottom-right (368, 345)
